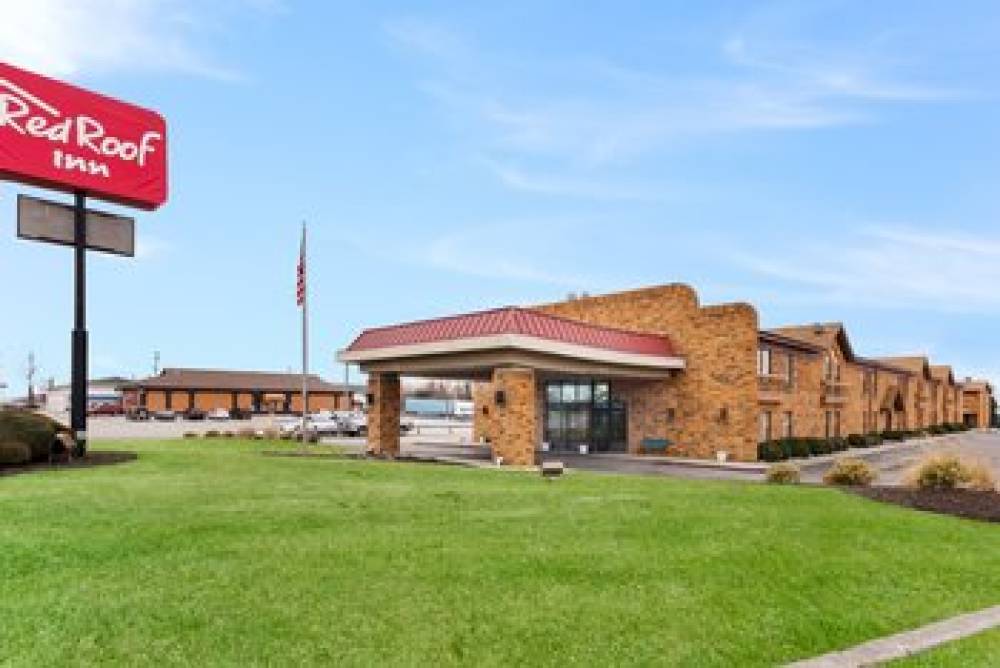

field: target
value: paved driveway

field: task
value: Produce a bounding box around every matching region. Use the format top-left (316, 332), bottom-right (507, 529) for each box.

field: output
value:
top-left (800, 430), bottom-right (1000, 485)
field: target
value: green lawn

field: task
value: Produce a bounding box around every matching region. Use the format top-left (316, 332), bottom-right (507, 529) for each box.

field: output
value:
top-left (889, 628), bottom-right (1000, 666)
top-left (2, 439), bottom-right (1000, 666)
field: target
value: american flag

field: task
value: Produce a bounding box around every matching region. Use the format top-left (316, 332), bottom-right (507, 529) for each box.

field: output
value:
top-left (296, 225), bottom-right (306, 306)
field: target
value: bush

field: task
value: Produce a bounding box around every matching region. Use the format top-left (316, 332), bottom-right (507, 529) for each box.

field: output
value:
top-left (882, 430), bottom-right (905, 442)
top-left (809, 438), bottom-right (833, 456)
top-left (0, 410), bottom-right (60, 462)
top-left (204, 429), bottom-right (221, 438)
top-left (864, 433), bottom-right (883, 447)
top-left (183, 431), bottom-right (198, 439)
top-left (765, 462), bottom-right (801, 484)
top-left (846, 434), bottom-right (866, 448)
top-left (0, 441), bottom-right (31, 465)
top-left (222, 431), bottom-right (235, 438)
top-left (965, 462), bottom-right (997, 492)
top-left (823, 457), bottom-right (877, 486)
top-left (827, 437), bottom-right (847, 453)
top-left (905, 454), bottom-right (996, 491)
top-left (927, 425), bottom-right (945, 436)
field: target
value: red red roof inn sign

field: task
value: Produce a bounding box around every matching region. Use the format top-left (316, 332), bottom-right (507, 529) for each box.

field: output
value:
top-left (0, 61), bottom-right (167, 208)
top-left (2, 60), bottom-right (169, 456)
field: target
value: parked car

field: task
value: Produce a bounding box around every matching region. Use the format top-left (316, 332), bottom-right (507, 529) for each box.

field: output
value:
top-left (184, 408), bottom-right (207, 421)
top-left (88, 402), bottom-right (124, 417)
top-left (152, 410), bottom-right (177, 421)
top-left (401, 417), bottom-right (414, 435)
top-left (336, 411), bottom-right (368, 437)
top-left (207, 408), bottom-right (230, 421)
top-left (126, 407), bottom-right (150, 421)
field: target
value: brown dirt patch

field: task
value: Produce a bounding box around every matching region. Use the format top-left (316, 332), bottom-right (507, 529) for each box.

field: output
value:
top-left (852, 486), bottom-right (1000, 523)
top-left (0, 451), bottom-right (138, 478)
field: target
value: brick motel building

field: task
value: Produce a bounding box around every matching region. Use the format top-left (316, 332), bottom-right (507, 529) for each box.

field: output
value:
top-left (120, 368), bottom-right (361, 414)
top-left (339, 284), bottom-right (994, 466)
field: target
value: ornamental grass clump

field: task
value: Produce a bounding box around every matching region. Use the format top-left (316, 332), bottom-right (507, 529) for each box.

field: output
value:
top-left (765, 462), bottom-right (800, 484)
top-left (905, 454), bottom-right (997, 492)
top-left (823, 457), bottom-right (876, 486)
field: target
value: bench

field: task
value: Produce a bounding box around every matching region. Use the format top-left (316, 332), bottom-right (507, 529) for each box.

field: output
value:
top-left (640, 438), bottom-right (673, 455)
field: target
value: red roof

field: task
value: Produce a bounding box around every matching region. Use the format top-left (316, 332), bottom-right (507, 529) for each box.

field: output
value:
top-left (345, 307), bottom-right (677, 358)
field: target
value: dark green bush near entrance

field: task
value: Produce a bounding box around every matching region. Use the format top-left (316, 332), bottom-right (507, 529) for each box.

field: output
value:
top-left (928, 425), bottom-right (946, 436)
top-left (827, 437), bottom-right (847, 453)
top-left (864, 433), bottom-right (883, 447)
top-left (0, 441), bottom-right (32, 465)
top-left (881, 430), bottom-right (906, 442)
top-left (0, 410), bottom-right (64, 463)
top-left (809, 438), bottom-right (833, 456)
top-left (757, 441), bottom-right (786, 462)
top-left (846, 434), bottom-right (866, 448)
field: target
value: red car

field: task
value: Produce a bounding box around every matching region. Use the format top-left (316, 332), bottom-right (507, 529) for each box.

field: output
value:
top-left (88, 402), bottom-right (124, 416)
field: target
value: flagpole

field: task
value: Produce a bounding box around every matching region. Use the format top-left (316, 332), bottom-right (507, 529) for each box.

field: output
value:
top-left (301, 222), bottom-right (309, 441)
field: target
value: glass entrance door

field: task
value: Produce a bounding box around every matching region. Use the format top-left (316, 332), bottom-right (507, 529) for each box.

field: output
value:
top-left (544, 380), bottom-right (626, 453)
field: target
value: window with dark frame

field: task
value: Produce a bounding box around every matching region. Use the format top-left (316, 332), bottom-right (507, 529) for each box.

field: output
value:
top-left (757, 348), bottom-right (772, 376)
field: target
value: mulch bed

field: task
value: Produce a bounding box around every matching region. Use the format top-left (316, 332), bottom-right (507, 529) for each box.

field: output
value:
top-left (852, 486), bottom-right (1000, 523)
top-left (0, 451), bottom-right (137, 478)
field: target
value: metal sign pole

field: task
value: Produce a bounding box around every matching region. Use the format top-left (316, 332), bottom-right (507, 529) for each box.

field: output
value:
top-left (71, 191), bottom-right (88, 456)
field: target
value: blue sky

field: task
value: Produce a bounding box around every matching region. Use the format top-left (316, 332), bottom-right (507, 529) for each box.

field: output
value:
top-left (1, 1), bottom-right (999, 396)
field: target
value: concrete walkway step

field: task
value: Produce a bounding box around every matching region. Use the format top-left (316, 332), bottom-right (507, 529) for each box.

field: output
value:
top-left (786, 604), bottom-right (1000, 667)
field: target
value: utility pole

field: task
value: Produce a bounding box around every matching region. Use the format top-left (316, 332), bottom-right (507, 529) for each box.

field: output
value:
top-left (26, 351), bottom-right (37, 408)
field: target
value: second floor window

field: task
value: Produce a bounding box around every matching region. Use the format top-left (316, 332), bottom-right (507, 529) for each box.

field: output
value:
top-left (757, 348), bottom-right (772, 376)
top-left (786, 354), bottom-right (795, 384)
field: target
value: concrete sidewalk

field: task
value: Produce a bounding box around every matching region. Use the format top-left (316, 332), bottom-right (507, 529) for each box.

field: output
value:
top-left (787, 604), bottom-right (1000, 667)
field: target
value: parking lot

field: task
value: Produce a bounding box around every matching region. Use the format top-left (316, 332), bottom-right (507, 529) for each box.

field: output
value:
top-left (80, 414), bottom-right (474, 443)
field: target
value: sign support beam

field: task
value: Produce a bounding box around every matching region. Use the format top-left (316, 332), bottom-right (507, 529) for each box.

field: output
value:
top-left (71, 191), bottom-right (88, 456)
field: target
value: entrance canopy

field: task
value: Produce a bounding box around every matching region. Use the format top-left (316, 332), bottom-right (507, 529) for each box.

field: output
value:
top-left (338, 306), bottom-right (685, 380)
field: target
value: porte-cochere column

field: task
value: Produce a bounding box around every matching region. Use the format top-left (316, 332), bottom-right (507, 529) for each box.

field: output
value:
top-left (491, 367), bottom-right (538, 466)
top-left (367, 372), bottom-right (400, 458)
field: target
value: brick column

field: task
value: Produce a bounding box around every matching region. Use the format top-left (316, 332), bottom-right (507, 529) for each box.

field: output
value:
top-left (368, 373), bottom-right (400, 458)
top-left (491, 367), bottom-right (538, 466)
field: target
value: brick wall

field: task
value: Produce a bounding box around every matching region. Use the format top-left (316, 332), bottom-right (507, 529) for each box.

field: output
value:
top-left (537, 285), bottom-right (759, 461)
top-left (368, 373), bottom-right (401, 457)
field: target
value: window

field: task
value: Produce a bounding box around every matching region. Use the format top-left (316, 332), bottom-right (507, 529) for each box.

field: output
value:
top-left (666, 407), bottom-right (676, 424)
top-left (825, 410), bottom-right (833, 438)
top-left (834, 411), bottom-right (842, 437)
top-left (824, 353), bottom-right (841, 382)
top-left (759, 411), bottom-right (772, 443)
top-left (786, 354), bottom-right (795, 384)
top-left (757, 348), bottom-right (772, 376)
top-left (782, 411), bottom-right (793, 438)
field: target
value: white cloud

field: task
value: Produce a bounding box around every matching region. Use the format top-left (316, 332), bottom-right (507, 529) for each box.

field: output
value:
top-left (385, 17), bottom-right (964, 176)
top-left (734, 225), bottom-right (1000, 313)
top-left (0, 0), bottom-right (274, 80)
top-left (479, 158), bottom-right (672, 202)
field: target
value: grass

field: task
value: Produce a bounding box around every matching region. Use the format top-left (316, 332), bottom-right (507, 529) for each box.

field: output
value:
top-left (2, 438), bottom-right (1000, 666)
top-left (889, 627), bottom-right (1000, 666)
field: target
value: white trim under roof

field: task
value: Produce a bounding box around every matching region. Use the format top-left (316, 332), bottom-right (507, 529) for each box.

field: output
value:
top-left (338, 334), bottom-right (685, 371)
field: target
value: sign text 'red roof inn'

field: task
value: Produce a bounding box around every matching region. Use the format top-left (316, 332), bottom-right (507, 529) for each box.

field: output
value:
top-left (0, 61), bottom-right (167, 210)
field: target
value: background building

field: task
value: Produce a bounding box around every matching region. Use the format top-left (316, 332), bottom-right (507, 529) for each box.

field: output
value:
top-left (120, 368), bottom-right (363, 414)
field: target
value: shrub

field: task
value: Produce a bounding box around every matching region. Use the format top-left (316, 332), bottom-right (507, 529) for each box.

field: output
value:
top-left (790, 439), bottom-right (812, 459)
top-left (905, 454), bottom-right (996, 491)
top-left (864, 433), bottom-right (883, 447)
top-left (882, 430), bottom-right (905, 442)
top-left (0, 441), bottom-right (31, 465)
top-left (765, 462), bottom-right (801, 484)
top-left (823, 457), bottom-right (877, 486)
top-left (183, 431), bottom-right (198, 439)
top-left (846, 434), bottom-right (866, 448)
top-left (222, 431), bottom-right (236, 438)
top-left (927, 425), bottom-right (945, 436)
top-left (758, 441), bottom-right (788, 462)
top-left (0, 410), bottom-right (58, 462)
top-left (965, 462), bottom-right (997, 492)
top-left (809, 438), bottom-right (833, 456)
top-left (828, 437), bottom-right (848, 453)
top-left (204, 429), bottom-right (221, 438)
